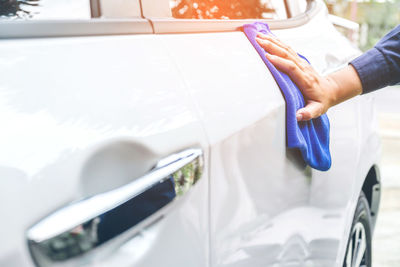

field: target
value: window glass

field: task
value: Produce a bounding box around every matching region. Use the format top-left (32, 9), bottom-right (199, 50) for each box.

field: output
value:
top-left (0, 0), bottom-right (90, 20)
top-left (170, 0), bottom-right (287, 20)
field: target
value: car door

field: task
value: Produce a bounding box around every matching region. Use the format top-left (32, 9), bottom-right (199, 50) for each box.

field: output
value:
top-left (142, 0), bottom-right (379, 266)
top-left (0, 1), bottom-right (210, 267)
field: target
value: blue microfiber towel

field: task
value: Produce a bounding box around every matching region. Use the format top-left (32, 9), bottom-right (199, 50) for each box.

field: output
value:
top-left (243, 22), bottom-right (331, 171)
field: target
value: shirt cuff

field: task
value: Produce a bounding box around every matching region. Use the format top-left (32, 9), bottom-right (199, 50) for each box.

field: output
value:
top-left (350, 47), bottom-right (390, 94)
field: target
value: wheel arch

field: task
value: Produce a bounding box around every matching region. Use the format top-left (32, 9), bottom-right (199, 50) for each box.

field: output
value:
top-left (361, 165), bottom-right (381, 232)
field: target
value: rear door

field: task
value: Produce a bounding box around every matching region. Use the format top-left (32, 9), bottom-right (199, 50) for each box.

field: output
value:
top-left (142, 0), bottom-right (366, 266)
top-left (0, 1), bottom-right (209, 267)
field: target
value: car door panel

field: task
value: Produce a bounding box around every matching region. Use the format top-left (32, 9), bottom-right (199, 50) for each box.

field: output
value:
top-left (0, 35), bottom-right (209, 267)
top-left (159, 31), bottom-right (321, 266)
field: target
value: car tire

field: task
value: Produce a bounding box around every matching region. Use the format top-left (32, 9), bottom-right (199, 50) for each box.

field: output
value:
top-left (343, 191), bottom-right (372, 267)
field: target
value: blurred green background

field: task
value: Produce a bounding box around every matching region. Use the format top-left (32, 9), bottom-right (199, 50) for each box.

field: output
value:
top-left (324, 0), bottom-right (400, 51)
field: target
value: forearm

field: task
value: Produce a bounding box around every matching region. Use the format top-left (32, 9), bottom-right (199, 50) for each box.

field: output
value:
top-left (326, 64), bottom-right (363, 108)
top-left (326, 24), bottom-right (400, 106)
top-left (350, 24), bottom-right (400, 94)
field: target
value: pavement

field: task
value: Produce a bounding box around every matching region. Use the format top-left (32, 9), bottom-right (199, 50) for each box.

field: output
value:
top-left (371, 87), bottom-right (400, 266)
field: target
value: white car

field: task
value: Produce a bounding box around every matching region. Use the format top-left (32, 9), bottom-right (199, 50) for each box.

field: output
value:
top-left (0, 0), bottom-right (381, 267)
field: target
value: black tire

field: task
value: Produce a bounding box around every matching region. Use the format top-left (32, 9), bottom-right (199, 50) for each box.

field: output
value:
top-left (343, 192), bottom-right (372, 267)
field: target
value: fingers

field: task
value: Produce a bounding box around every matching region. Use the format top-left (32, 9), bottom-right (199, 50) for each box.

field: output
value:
top-left (296, 102), bottom-right (324, 121)
top-left (258, 33), bottom-right (295, 55)
top-left (265, 54), bottom-right (309, 89)
top-left (256, 35), bottom-right (306, 70)
top-left (256, 37), bottom-right (296, 63)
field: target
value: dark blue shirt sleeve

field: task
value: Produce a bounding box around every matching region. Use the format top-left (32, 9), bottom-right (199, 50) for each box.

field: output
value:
top-left (350, 24), bottom-right (400, 94)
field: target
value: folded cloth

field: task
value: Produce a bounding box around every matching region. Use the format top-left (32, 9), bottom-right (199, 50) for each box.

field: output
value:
top-left (243, 22), bottom-right (331, 171)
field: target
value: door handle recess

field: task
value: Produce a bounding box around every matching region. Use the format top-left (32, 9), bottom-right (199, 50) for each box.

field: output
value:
top-left (27, 148), bottom-right (203, 266)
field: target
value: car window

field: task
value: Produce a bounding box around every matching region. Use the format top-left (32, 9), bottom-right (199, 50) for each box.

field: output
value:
top-left (170, 0), bottom-right (287, 20)
top-left (0, 0), bottom-right (91, 20)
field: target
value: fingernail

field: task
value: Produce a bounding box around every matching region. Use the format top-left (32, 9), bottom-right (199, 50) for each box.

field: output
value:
top-left (296, 113), bottom-right (303, 121)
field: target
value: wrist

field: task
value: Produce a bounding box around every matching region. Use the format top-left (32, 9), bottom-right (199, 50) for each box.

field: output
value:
top-left (324, 74), bottom-right (340, 108)
top-left (326, 65), bottom-right (362, 108)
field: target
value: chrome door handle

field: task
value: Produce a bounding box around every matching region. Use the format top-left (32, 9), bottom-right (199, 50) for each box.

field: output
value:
top-left (27, 148), bottom-right (203, 267)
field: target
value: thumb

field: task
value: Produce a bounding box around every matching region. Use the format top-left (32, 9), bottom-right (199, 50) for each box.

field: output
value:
top-left (296, 102), bottom-right (324, 121)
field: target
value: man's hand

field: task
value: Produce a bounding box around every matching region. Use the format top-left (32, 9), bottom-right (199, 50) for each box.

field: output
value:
top-left (256, 33), bottom-right (362, 121)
